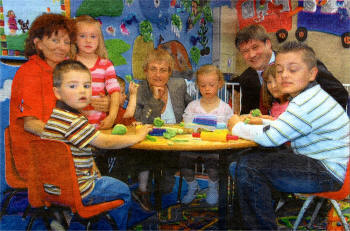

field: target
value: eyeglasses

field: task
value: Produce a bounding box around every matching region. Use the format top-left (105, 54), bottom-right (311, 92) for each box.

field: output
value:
top-left (149, 67), bottom-right (169, 74)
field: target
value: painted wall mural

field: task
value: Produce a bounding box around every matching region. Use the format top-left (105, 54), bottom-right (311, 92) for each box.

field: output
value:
top-left (70, 0), bottom-right (232, 80)
top-left (0, 0), bottom-right (69, 57)
top-left (235, 0), bottom-right (350, 48)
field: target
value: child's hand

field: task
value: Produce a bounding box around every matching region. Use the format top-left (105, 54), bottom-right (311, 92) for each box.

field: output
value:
top-left (245, 116), bottom-right (263, 125)
top-left (129, 81), bottom-right (139, 96)
top-left (99, 116), bottom-right (115, 130)
top-left (227, 114), bottom-right (242, 131)
top-left (135, 124), bottom-right (153, 141)
top-left (260, 115), bottom-right (275, 120)
top-left (131, 121), bottom-right (143, 126)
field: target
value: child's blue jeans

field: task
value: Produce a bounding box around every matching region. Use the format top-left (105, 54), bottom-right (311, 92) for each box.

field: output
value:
top-left (234, 148), bottom-right (343, 230)
top-left (82, 176), bottom-right (131, 230)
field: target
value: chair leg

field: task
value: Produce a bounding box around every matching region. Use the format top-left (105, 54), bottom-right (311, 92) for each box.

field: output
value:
top-left (307, 198), bottom-right (324, 229)
top-left (26, 215), bottom-right (36, 231)
top-left (0, 190), bottom-right (17, 219)
top-left (22, 204), bottom-right (31, 219)
top-left (330, 199), bottom-right (350, 231)
top-left (105, 213), bottom-right (118, 230)
top-left (293, 196), bottom-right (315, 231)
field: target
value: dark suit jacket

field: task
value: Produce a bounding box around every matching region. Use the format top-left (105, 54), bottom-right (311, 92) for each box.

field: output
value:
top-left (135, 78), bottom-right (193, 124)
top-left (230, 60), bottom-right (349, 114)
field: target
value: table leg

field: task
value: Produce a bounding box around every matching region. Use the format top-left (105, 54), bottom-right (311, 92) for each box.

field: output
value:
top-left (154, 154), bottom-right (162, 212)
top-left (218, 150), bottom-right (229, 230)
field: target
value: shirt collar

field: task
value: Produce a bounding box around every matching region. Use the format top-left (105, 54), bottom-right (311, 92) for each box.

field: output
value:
top-left (257, 52), bottom-right (275, 85)
top-left (56, 100), bottom-right (82, 115)
top-left (269, 52), bottom-right (275, 64)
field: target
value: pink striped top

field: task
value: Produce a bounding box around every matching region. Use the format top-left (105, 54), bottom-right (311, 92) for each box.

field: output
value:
top-left (82, 57), bottom-right (120, 128)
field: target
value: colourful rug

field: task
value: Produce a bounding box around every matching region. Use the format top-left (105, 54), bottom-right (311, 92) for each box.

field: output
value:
top-left (131, 176), bottom-right (350, 231)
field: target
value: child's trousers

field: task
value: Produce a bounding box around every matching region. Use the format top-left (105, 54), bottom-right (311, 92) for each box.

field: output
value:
top-left (179, 152), bottom-right (219, 181)
top-left (235, 148), bottom-right (343, 230)
top-left (82, 176), bottom-right (131, 230)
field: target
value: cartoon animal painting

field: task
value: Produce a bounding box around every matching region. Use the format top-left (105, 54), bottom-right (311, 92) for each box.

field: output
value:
top-left (18, 19), bottom-right (29, 33)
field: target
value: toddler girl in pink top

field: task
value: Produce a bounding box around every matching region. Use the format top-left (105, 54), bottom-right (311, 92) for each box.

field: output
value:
top-left (71, 15), bottom-right (120, 129)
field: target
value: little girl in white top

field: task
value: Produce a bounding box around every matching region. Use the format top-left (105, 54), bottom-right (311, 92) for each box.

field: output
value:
top-left (180, 65), bottom-right (233, 205)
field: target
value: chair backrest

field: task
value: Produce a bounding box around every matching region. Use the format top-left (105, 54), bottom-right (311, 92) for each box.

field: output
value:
top-left (343, 84), bottom-right (350, 117)
top-left (29, 139), bottom-right (82, 212)
top-left (315, 158), bottom-right (350, 200)
top-left (4, 127), bottom-right (26, 189)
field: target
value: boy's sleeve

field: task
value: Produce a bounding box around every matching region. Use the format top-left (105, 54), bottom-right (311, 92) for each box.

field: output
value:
top-left (65, 116), bottom-right (100, 149)
top-left (232, 106), bottom-right (313, 147)
top-left (254, 107), bottom-right (312, 146)
top-left (104, 60), bottom-right (120, 94)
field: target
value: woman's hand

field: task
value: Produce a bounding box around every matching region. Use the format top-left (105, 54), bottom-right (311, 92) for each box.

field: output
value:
top-left (91, 93), bottom-right (110, 112)
top-left (151, 86), bottom-right (166, 100)
top-left (227, 114), bottom-right (243, 131)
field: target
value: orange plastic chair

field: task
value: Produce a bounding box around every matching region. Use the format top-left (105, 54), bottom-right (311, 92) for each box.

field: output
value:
top-left (293, 158), bottom-right (350, 231)
top-left (0, 127), bottom-right (27, 220)
top-left (28, 139), bottom-right (125, 230)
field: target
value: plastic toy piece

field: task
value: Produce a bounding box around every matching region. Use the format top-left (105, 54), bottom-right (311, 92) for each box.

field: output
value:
top-left (153, 117), bottom-right (165, 127)
top-left (125, 75), bottom-right (133, 82)
top-left (163, 127), bottom-right (183, 134)
top-left (251, 109), bottom-right (262, 117)
top-left (146, 135), bottom-right (157, 142)
top-left (163, 129), bottom-right (177, 139)
top-left (244, 118), bottom-right (251, 124)
top-left (201, 130), bottom-right (228, 142)
top-left (193, 115), bottom-right (217, 127)
top-left (112, 124), bottom-right (127, 135)
top-left (226, 135), bottom-right (239, 140)
top-left (149, 128), bottom-right (167, 136)
top-left (192, 130), bottom-right (238, 142)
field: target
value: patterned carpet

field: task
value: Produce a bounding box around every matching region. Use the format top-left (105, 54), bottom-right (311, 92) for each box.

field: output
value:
top-left (1, 177), bottom-right (349, 230)
top-left (131, 176), bottom-right (350, 231)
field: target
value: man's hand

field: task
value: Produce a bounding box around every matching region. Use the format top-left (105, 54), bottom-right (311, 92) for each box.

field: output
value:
top-left (227, 114), bottom-right (243, 131)
top-left (91, 93), bottom-right (110, 112)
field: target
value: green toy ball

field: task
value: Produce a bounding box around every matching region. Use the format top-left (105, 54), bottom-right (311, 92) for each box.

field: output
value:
top-left (112, 124), bottom-right (127, 135)
top-left (251, 109), bottom-right (262, 117)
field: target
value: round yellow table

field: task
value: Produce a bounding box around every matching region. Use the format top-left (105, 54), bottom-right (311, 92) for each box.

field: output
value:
top-left (102, 126), bottom-right (257, 229)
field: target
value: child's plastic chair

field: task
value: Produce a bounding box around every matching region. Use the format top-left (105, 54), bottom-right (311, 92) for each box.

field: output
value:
top-left (0, 127), bottom-right (28, 220)
top-left (28, 139), bottom-right (125, 230)
top-left (293, 159), bottom-right (350, 231)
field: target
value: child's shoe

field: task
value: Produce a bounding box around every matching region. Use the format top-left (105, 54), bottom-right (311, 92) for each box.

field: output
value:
top-left (206, 179), bottom-right (218, 205)
top-left (181, 180), bottom-right (199, 204)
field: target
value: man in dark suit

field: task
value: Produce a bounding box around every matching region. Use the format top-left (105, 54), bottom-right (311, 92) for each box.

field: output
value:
top-left (230, 24), bottom-right (349, 114)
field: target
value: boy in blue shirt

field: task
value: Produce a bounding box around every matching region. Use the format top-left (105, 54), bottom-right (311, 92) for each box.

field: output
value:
top-left (228, 41), bottom-right (349, 230)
